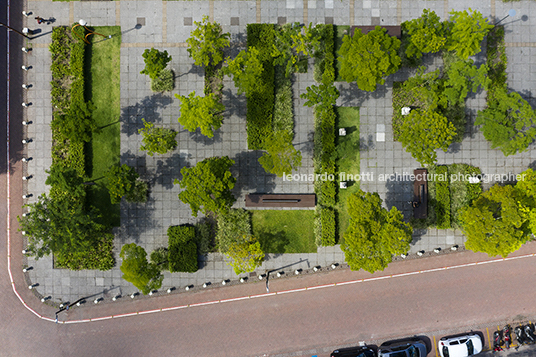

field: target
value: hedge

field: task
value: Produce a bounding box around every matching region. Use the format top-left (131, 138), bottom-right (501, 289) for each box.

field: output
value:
top-left (435, 165), bottom-right (451, 229)
top-left (486, 26), bottom-right (507, 96)
top-left (312, 24), bottom-right (337, 246)
top-left (246, 24), bottom-right (275, 149)
top-left (320, 207), bottom-right (336, 246)
top-left (168, 226), bottom-right (199, 273)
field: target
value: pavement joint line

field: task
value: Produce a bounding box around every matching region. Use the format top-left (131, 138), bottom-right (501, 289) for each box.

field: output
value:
top-left (115, 1), bottom-right (121, 27)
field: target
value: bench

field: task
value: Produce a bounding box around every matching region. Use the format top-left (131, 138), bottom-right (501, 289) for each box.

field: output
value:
top-left (350, 25), bottom-right (402, 39)
top-left (245, 194), bottom-right (316, 208)
top-left (413, 169), bottom-right (428, 219)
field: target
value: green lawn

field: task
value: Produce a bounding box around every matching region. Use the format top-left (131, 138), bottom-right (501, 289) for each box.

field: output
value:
top-left (334, 25), bottom-right (350, 82)
top-left (335, 107), bottom-right (360, 242)
top-left (251, 210), bottom-right (317, 253)
top-left (85, 27), bottom-right (122, 227)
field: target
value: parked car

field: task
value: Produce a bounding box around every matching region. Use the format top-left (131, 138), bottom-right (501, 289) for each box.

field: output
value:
top-left (438, 333), bottom-right (482, 357)
top-left (378, 337), bottom-right (427, 357)
top-left (331, 345), bottom-right (376, 357)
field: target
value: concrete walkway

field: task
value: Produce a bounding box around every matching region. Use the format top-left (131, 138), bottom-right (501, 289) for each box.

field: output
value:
top-left (19, 0), bottom-right (536, 304)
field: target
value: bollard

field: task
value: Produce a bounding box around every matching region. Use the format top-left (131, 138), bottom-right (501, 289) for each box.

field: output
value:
top-left (130, 292), bottom-right (137, 299)
top-left (276, 271), bottom-right (284, 278)
top-left (331, 263), bottom-right (339, 269)
top-left (22, 11), bottom-right (30, 17)
top-left (240, 277), bottom-right (247, 283)
top-left (76, 300), bottom-right (85, 306)
top-left (433, 248), bottom-right (441, 253)
top-left (22, 249), bottom-right (29, 254)
top-left (22, 102), bottom-right (31, 107)
top-left (400, 254), bottom-right (407, 259)
top-left (313, 266), bottom-right (321, 272)
top-left (22, 65), bottom-right (30, 71)
top-left (22, 47), bottom-right (31, 53)
top-left (94, 298), bottom-right (102, 304)
top-left (22, 84), bottom-right (30, 89)
top-left (148, 290), bottom-right (156, 296)
top-left (22, 121), bottom-right (30, 126)
top-left (21, 231), bottom-right (26, 235)
top-left (167, 287), bottom-right (174, 293)
top-left (112, 295), bottom-right (121, 301)
top-left (28, 283), bottom-right (38, 289)
top-left (41, 296), bottom-right (51, 302)
top-left (451, 245), bottom-right (458, 251)
top-left (22, 266), bottom-right (32, 272)
top-left (202, 282), bottom-right (210, 288)
top-left (22, 139), bottom-right (32, 144)
top-left (417, 250), bottom-right (424, 256)
top-left (23, 194), bottom-right (33, 199)
top-left (185, 285), bottom-right (193, 291)
top-left (222, 279), bottom-right (230, 286)
top-left (23, 175), bottom-right (32, 180)
top-left (295, 269), bottom-right (302, 275)
top-left (258, 274), bottom-right (266, 280)
top-left (22, 157), bottom-right (32, 162)
top-left (22, 212), bottom-right (30, 217)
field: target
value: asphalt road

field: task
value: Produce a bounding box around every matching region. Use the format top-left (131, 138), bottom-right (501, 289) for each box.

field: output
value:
top-left (3, 3), bottom-right (536, 357)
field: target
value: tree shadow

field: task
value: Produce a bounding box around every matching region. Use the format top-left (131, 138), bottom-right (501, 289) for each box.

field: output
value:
top-left (359, 134), bottom-right (375, 151)
top-left (257, 230), bottom-right (290, 254)
top-left (384, 175), bottom-right (413, 222)
top-left (186, 126), bottom-right (224, 145)
top-left (152, 151), bottom-right (192, 190)
top-left (221, 86), bottom-right (247, 118)
top-left (336, 82), bottom-right (370, 107)
top-left (120, 94), bottom-right (173, 137)
top-left (230, 150), bottom-right (277, 195)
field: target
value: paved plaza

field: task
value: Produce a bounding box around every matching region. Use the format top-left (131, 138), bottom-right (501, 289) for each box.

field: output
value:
top-left (18, 0), bottom-right (536, 304)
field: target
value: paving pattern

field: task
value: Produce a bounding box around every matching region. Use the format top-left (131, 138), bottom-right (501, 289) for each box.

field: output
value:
top-left (19, 0), bottom-right (536, 304)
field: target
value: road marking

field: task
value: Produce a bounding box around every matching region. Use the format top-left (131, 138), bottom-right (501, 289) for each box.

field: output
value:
top-left (433, 335), bottom-right (438, 357)
top-left (486, 328), bottom-right (491, 350)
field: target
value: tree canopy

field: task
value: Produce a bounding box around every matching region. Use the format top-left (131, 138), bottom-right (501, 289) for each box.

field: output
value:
top-left (138, 118), bottom-right (177, 156)
top-left (176, 156), bottom-right (237, 217)
top-left (226, 234), bottom-right (264, 274)
top-left (224, 47), bottom-right (264, 96)
top-left (18, 194), bottom-right (107, 259)
top-left (446, 8), bottom-right (493, 60)
top-left (186, 16), bottom-right (230, 67)
top-left (339, 26), bottom-right (401, 91)
top-left (475, 87), bottom-right (536, 156)
top-left (105, 164), bottom-right (140, 204)
top-left (403, 9), bottom-right (446, 59)
top-left (258, 131), bottom-right (302, 177)
top-left (300, 83), bottom-right (340, 109)
top-left (51, 100), bottom-right (97, 143)
top-left (341, 190), bottom-right (413, 273)
top-left (460, 184), bottom-right (531, 257)
top-left (140, 48), bottom-right (172, 80)
top-left (398, 109), bottom-right (457, 166)
top-left (120, 243), bottom-right (163, 295)
top-left (176, 91), bottom-right (225, 138)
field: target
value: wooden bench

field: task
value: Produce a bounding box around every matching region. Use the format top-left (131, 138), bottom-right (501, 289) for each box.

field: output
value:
top-left (350, 25), bottom-right (402, 39)
top-left (245, 194), bottom-right (316, 208)
top-left (413, 169), bottom-right (428, 219)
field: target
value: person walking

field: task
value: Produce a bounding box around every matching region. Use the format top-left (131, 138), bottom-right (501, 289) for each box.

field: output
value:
top-left (35, 16), bottom-right (44, 24)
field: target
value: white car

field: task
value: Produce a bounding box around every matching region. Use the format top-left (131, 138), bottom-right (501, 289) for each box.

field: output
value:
top-left (438, 334), bottom-right (482, 357)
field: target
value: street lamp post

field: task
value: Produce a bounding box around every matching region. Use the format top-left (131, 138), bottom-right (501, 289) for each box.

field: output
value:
top-left (0, 22), bottom-right (31, 39)
top-left (495, 9), bottom-right (517, 26)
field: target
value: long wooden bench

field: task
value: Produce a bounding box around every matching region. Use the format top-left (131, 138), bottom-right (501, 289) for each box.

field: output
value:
top-left (245, 194), bottom-right (316, 208)
top-left (413, 169), bottom-right (428, 219)
top-left (350, 25), bottom-right (402, 39)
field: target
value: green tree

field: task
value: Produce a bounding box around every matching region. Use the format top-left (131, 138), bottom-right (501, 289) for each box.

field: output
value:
top-left (216, 208), bottom-right (252, 253)
top-left (175, 91), bottom-right (225, 138)
top-left (402, 9), bottom-right (446, 59)
top-left (120, 243), bottom-right (163, 295)
top-left (138, 118), bottom-right (177, 156)
top-left (140, 48), bottom-right (172, 80)
top-left (105, 164), bottom-right (143, 204)
top-left (339, 26), bottom-right (401, 91)
top-left (258, 131), bottom-right (302, 177)
top-left (459, 184), bottom-right (531, 257)
top-left (300, 83), bottom-right (340, 108)
top-left (398, 109), bottom-right (457, 166)
top-left (51, 100), bottom-right (97, 143)
top-left (446, 8), bottom-right (493, 60)
top-left (226, 234), bottom-right (264, 274)
top-left (175, 156), bottom-right (237, 217)
top-left (45, 165), bottom-right (88, 200)
top-left (18, 194), bottom-right (107, 259)
top-left (440, 57), bottom-right (490, 107)
top-left (186, 16), bottom-right (230, 67)
top-left (341, 190), bottom-right (413, 273)
top-left (475, 87), bottom-right (536, 156)
top-left (223, 47), bottom-right (264, 96)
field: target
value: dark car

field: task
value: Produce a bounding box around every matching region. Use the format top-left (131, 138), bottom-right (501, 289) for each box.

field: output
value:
top-left (331, 345), bottom-right (376, 357)
top-left (378, 337), bottom-right (427, 357)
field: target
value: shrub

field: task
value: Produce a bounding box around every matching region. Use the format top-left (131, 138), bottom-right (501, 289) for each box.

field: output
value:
top-left (435, 165), bottom-right (451, 229)
top-left (55, 233), bottom-right (115, 270)
top-left (168, 226), bottom-right (198, 273)
top-left (150, 247), bottom-right (169, 270)
top-left (272, 65), bottom-right (294, 136)
top-left (216, 209), bottom-right (252, 253)
top-left (126, 179), bottom-right (149, 203)
top-left (138, 118), bottom-right (177, 156)
top-left (320, 207), bottom-right (336, 246)
top-left (140, 48), bottom-right (172, 80)
top-left (195, 219), bottom-right (216, 255)
top-left (150, 69), bottom-right (175, 92)
top-left (246, 24), bottom-right (275, 150)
